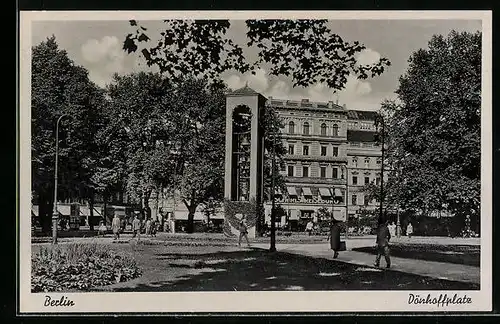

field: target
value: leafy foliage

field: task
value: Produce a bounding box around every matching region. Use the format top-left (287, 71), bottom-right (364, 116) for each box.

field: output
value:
top-left (31, 243), bottom-right (141, 292)
top-left (123, 20), bottom-right (390, 92)
top-left (31, 36), bottom-right (107, 231)
top-left (381, 31), bottom-right (481, 228)
top-left (223, 198), bottom-right (259, 228)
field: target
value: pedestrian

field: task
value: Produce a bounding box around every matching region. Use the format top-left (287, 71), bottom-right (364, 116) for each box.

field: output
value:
top-left (98, 220), bottom-right (107, 237)
top-left (237, 214), bottom-right (250, 247)
top-left (145, 218), bottom-right (152, 237)
top-left (111, 214), bottom-right (121, 241)
top-left (328, 218), bottom-right (342, 258)
top-left (305, 220), bottom-right (314, 236)
top-left (151, 219), bottom-right (157, 237)
top-left (374, 218), bottom-right (391, 268)
top-left (132, 215), bottom-right (141, 240)
top-left (389, 222), bottom-right (396, 238)
top-left (406, 222), bottom-right (413, 238)
top-left (120, 217), bottom-right (127, 233)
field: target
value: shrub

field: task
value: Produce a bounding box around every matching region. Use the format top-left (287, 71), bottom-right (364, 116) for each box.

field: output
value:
top-left (31, 243), bottom-right (141, 292)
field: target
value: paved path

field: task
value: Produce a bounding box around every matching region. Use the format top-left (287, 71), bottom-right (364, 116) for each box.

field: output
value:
top-left (252, 242), bottom-right (480, 284)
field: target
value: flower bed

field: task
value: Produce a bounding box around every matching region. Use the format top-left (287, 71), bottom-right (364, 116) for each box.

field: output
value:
top-left (31, 243), bottom-right (141, 292)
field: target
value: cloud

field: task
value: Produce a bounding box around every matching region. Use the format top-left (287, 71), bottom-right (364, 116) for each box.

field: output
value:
top-left (356, 48), bottom-right (381, 66)
top-left (224, 65), bottom-right (384, 111)
top-left (81, 36), bottom-right (126, 87)
top-left (224, 68), bottom-right (270, 93)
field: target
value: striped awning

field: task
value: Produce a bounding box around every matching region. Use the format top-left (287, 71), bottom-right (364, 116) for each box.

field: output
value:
top-left (334, 188), bottom-right (343, 197)
top-left (287, 186), bottom-right (297, 196)
top-left (319, 188), bottom-right (331, 197)
top-left (302, 187), bottom-right (313, 196)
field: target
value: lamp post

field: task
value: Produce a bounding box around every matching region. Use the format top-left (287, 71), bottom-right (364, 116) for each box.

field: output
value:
top-left (375, 113), bottom-right (385, 224)
top-left (339, 165), bottom-right (349, 240)
top-left (396, 204), bottom-right (401, 238)
top-left (52, 114), bottom-right (69, 245)
top-left (270, 133), bottom-right (277, 252)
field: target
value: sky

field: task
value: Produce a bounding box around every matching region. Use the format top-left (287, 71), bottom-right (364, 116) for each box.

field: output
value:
top-left (31, 19), bottom-right (482, 111)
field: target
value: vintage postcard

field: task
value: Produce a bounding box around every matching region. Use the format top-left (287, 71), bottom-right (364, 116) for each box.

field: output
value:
top-left (18, 10), bottom-right (492, 314)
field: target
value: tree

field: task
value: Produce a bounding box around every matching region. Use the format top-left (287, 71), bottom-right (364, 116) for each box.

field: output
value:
top-left (380, 30), bottom-right (481, 234)
top-left (123, 20), bottom-right (390, 92)
top-left (168, 78), bottom-right (227, 233)
top-left (105, 72), bottom-right (177, 215)
top-left (122, 20), bottom-right (391, 233)
top-left (31, 36), bottom-right (106, 232)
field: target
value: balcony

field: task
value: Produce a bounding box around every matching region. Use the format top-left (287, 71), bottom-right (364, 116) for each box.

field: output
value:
top-left (282, 133), bottom-right (347, 142)
top-left (284, 155), bottom-right (348, 163)
top-left (284, 176), bottom-right (347, 185)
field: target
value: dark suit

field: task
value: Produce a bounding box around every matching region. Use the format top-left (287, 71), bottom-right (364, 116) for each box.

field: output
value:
top-left (375, 223), bottom-right (391, 267)
top-left (330, 222), bottom-right (341, 251)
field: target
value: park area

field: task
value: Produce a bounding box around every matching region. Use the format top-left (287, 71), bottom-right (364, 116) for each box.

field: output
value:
top-left (31, 233), bottom-right (480, 292)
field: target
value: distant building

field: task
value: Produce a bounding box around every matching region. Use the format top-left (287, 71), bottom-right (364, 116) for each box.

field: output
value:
top-left (263, 96), bottom-right (386, 231)
top-left (153, 87), bottom-right (387, 232)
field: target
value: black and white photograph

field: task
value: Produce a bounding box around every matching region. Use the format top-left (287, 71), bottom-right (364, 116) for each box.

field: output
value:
top-left (19, 11), bottom-right (492, 313)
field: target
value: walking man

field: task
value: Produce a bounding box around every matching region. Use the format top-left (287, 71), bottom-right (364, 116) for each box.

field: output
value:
top-left (305, 220), bottom-right (314, 236)
top-left (328, 218), bottom-right (342, 258)
top-left (111, 214), bottom-right (121, 241)
top-left (406, 222), bottom-right (413, 238)
top-left (145, 218), bottom-right (152, 237)
top-left (237, 214), bottom-right (250, 248)
top-left (374, 219), bottom-right (391, 268)
top-left (132, 215), bottom-right (141, 241)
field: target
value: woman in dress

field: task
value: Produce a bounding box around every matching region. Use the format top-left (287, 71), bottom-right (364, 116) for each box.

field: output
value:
top-left (329, 218), bottom-right (342, 258)
top-left (238, 214), bottom-right (250, 248)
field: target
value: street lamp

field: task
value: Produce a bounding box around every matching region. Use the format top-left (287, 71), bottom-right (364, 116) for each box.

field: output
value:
top-left (52, 114), bottom-right (69, 245)
top-left (339, 165), bottom-right (349, 240)
top-left (269, 133), bottom-right (277, 252)
top-left (375, 113), bottom-right (385, 224)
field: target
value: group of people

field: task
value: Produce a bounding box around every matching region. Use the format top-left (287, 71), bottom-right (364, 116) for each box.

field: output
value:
top-left (386, 221), bottom-right (414, 238)
top-left (327, 218), bottom-right (403, 268)
top-left (97, 213), bottom-right (159, 241)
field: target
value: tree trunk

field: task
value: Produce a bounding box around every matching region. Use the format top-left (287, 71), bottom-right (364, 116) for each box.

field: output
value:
top-left (89, 191), bottom-right (95, 231)
top-left (186, 205), bottom-right (197, 233)
top-left (103, 192), bottom-right (108, 226)
top-left (38, 194), bottom-right (52, 234)
top-left (183, 198), bottom-right (197, 234)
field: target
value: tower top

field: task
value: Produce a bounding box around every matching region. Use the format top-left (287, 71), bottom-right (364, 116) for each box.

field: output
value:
top-left (227, 84), bottom-right (263, 97)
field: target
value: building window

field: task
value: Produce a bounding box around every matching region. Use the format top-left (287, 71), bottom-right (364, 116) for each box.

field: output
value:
top-left (303, 122), bottom-right (310, 135)
top-left (364, 176), bottom-right (370, 185)
top-left (352, 194), bottom-right (357, 206)
top-left (352, 158), bottom-right (358, 168)
top-left (332, 147), bottom-right (338, 157)
top-left (288, 145), bottom-right (294, 155)
top-left (289, 121), bottom-right (295, 134)
top-left (376, 177), bottom-right (381, 185)
top-left (376, 158), bottom-right (381, 165)
top-left (332, 167), bottom-right (338, 179)
top-left (352, 176), bottom-right (358, 185)
top-left (287, 165), bottom-right (294, 177)
top-left (320, 166), bottom-right (326, 178)
top-left (332, 124), bottom-right (339, 137)
top-left (365, 158), bottom-right (370, 168)
top-left (321, 123), bottom-right (327, 136)
top-left (321, 146), bottom-right (327, 156)
top-left (364, 196), bottom-right (369, 206)
top-left (303, 166), bottom-right (309, 178)
top-left (303, 145), bottom-right (309, 156)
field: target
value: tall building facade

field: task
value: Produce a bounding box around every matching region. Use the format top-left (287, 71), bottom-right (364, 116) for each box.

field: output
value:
top-left (158, 87), bottom-right (386, 233)
top-left (263, 96), bottom-right (385, 231)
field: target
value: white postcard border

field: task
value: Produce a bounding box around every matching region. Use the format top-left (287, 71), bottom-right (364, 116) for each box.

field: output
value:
top-left (19, 10), bottom-right (492, 314)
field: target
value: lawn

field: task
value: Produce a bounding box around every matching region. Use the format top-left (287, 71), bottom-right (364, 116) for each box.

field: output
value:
top-left (352, 243), bottom-right (480, 267)
top-left (73, 243), bottom-right (478, 292)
